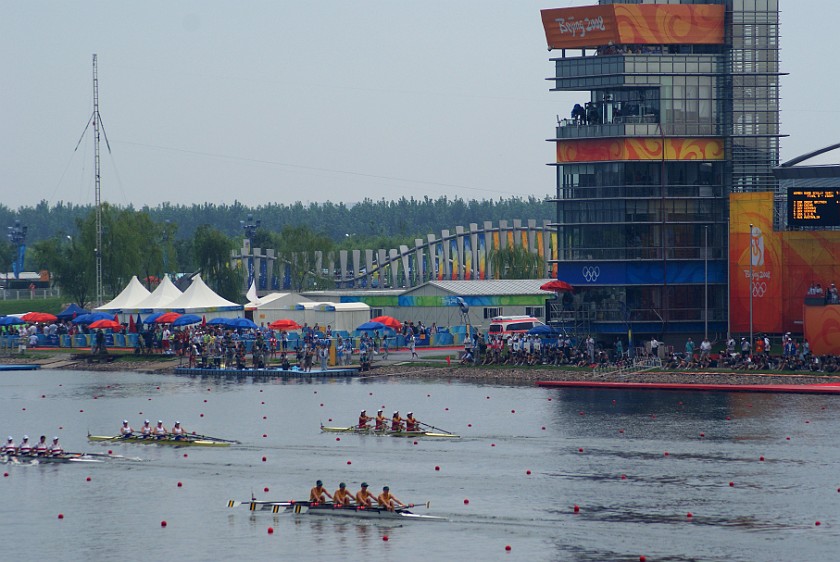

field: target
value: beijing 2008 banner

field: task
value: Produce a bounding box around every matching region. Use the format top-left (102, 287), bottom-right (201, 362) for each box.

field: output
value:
top-left (729, 193), bottom-right (782, 334)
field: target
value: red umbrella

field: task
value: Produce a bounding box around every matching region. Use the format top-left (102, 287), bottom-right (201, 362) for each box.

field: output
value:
top-left (268, 319), bottom-right (302, 331)
top-left (540, 280), bottom-right (574, 292)
top-left (155, 311), bottom-right (182, 324)
top-left (22, 312), bottom-right (58, 323)
top-left (128, 314), bottom-right (136, 334)
top-left (89, 319), bottom-right (122, 330)
top-left (370, 315), bottom-right (402, 329)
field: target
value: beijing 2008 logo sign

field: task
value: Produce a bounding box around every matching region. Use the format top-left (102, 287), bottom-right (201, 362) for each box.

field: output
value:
top-left (746, 224), bottom-right (770, 299)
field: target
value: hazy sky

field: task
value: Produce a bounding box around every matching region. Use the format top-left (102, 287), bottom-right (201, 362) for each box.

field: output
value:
top-left (3, 1), bottom-right (836, 210)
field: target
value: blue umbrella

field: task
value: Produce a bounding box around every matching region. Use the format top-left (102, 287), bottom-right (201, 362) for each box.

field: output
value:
top-left (206, 317), bottom-right (230, 326)
top-left (172, 314), bottom-right (202, 327)
top-left (357, 321), bottom-right (386, 331)
top-left (142, 312), bottom-right (165, 324)
top-left (226, 317), bottom-right (258, 329)
top-left (72, 312), bottom-right (115, 325)
top-left (56, 303), bottom-right (90, 321)
top-left (528, 324), bottom-right (560, 337)
top-left (0, 316), bottom-right (26, 326)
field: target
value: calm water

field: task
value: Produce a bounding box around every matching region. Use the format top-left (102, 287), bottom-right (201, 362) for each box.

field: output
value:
top-left (0, 369), bottom-right (838, 561)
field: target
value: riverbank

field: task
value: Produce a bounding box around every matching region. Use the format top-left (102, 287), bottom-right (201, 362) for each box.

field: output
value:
top-left (5, 351), bottom-right (840, 387)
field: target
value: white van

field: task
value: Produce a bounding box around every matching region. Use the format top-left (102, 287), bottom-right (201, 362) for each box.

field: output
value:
top-left (488, 316), bottom-right (545, 336)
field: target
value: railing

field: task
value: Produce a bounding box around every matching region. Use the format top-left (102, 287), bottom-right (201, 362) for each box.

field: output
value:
top-left (1, 287), bottom-right (61, 301)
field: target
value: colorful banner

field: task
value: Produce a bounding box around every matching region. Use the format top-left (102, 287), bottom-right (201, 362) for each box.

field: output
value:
top-left (450, 239), bottom-right (459, 280)
top-left (557, 138), bottom-right (724, 163)
top-left (464, 237), bottom-right (473, 280)
top-left (729, 193), bottom-right (783, 334)
top-left (541, 5), bottom-right (724, 50)
top-left (478, 232), bottom-right (487, 280)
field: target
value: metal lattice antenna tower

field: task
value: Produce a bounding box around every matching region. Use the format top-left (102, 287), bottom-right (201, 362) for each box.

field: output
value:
top-left (93, 54), bottom-right (102, 306)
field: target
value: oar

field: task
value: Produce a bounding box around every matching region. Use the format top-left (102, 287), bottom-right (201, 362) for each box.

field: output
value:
top-left (188, 433), bottom-right (240, 444)
top-left (418, 421), bottom-right (454, 435)
top-left (228, 500), bottom-right (296, 508)
top-left (395, 501), bottom-right (431, 512)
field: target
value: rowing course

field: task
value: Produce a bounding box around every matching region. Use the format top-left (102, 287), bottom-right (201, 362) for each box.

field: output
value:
top-left (173, 366), bottom-right (360, 377)
top-left (2, 369), bottom-right (839, 561)
top-left (0, 364), bottom-right (40, 371)
top-left (536, 380), bottom-right (840, 394)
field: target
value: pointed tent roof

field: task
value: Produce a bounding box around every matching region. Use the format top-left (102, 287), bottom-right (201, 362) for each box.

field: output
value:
top-left (122, 274), bottom-right (183, 313)
top-left (160, 274), bottom-right (243, 313)
top-left (95, 275), bottom-right (152, 312)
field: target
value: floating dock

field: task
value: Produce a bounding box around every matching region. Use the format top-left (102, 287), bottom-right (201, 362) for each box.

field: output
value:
top-left (173, 366), bottom-right (360, 377)
top-left (536, 380), bottom-right (840, 395)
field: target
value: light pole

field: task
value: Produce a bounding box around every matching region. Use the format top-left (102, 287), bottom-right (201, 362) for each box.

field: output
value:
top-left (704, 225), bottom-right (709, 341)
top-left (748, 223), bottom-right (754, 353)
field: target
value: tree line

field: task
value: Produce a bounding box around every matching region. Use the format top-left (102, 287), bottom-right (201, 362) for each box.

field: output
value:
top-left (2, 196), bottom-right (554, 306)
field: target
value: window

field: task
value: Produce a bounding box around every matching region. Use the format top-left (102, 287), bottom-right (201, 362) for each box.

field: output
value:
top-left (525, 307), bottom-right (544, 318)
top-left (484, 307), bottom-right (502, 319)
top-left (370, 308), bottom-right (383, 318)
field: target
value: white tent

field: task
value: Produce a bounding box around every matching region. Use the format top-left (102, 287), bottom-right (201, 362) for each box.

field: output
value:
top-left (122, 275), bottom-right (183, 313)
top-left (95, 275), bottom-right (151, 312)
top-left (246, 292), bottom-right (313, 326)
top-left (159, 274), bottom-right (243, 315)
top-left (310, 302), bottom-right (370, 333)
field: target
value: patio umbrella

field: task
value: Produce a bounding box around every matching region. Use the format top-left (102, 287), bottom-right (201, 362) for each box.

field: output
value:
top-left (155, 311), bottom-right (182, 324)
top-left (268, 319), bottom-right (302, 331)
top-left (22, 312), bottom-right (58, 323)
top-left (540, 280), bottom-right (574, 292)
top-left (370, 315), bottom-right (401, 329)
top-left (172, 314), bottom-right (202, 327)
top-left (142, 312), bottom-right (165, 324)
top-left (56, 303), bottom-right (89, 321)
top-left (357, 321), bottom-right (386, 331)
top-left (226, 317), bottom-right (258, 329)
top-left (206, 317), bottom-right (231, 326)
top-left (89, 319), bottom-right (122, 330)
top-left (528, 324), bottom-right (561, 337)
top-left (72, 312), bottom-right (116, 325)
top-left (0, 316), bottom-right (26, 326)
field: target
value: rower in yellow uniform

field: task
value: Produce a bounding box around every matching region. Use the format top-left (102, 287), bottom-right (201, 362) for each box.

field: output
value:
top-left (376, 486), bottom-right (405, 512)
top-left (355, 482), bottom-right (374, 507)
top-left (309, 480), bottom-right (333, 503)
top-left (391, 411), bottom-right (403, 432)
top-left (333, 482), bottom-right (353, 506)
top-left (358, 410), bottom-right (372, 430)
top-left (374, 409), bottom-right (387, 431)
top-left (405, 412), bottom-right (419, 432)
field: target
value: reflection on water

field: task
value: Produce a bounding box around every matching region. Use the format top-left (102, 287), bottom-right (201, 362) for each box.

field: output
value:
top-left (0, 370), bottom-right (838, 562)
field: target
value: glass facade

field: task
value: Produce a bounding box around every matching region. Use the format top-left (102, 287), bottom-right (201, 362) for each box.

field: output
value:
top-left (547, 0), bottom-right (781, 342)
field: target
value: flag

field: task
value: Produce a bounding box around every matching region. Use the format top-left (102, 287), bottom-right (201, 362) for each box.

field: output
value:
top-left (128, 314), bottom-right (136, 334)
top-left (201, 315), bottom-right (206, 327)
top-left (246, 280), bottom-right (258, 303)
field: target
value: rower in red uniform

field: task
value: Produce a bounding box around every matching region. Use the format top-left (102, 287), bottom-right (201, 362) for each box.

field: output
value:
top-left (405, 412), bottom-right (419, 432)
top-left (391, 411), bottom-right (403, 432)
top-left (333, 482), bottom-right (353, 506)
top-left (358, 410), bottom-right (372, 429)
top-left (2, 437), bottom-right (16, 454)
top-left (309, 480), bottom-right (333, 503)
top-left (374, 409), bottom-right (387, 431)
top-left (33, 435), bottom-right (48, 455)
top-left (18, 436), bottom-right (32, 455)
top-left (376, 486), bottom-right (405, 512)
top-left (355, 482), bottom-right (374, 507)
top-left (48, 436), bottom-right (64, 456)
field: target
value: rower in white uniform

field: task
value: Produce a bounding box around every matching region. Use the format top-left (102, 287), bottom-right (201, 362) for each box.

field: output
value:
top-left (139, 419), bottom-right (152, 437)
top-left (33, 435), bottom-right (48, 455)
top-left (48, 436), bottom-right (64, 456)
top-left (153, 420), bottom-right (169, 437)
top-left (171, 421), bottom-right (187, 440)
top-left (17, 436), bottom-right (32, 455)
top-left (120, 420), bottom-right (134, 437)
top-left (2, 436), bottom-right (16, 455)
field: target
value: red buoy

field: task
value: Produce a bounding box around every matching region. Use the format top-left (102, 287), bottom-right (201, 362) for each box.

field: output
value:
top-left (267, 527), bottom-right (274, 534)
top-left (382, 535), bottom-right (389, 541)
top-left (262, 456), bottom-right (267, 462)
top-left (640, 557), bottom-right (646, 562)
top-left (177, 482), bottom-right (183, 487)
top-left (86, 476), bottom-right (91, 482)
top-left (335, 437), bottom-right (340, 441)
top-left (505, 545), bottom-right (511, 551)
top-left (264, 487), bottom-right (269, 492)
top-left (729, 481), bottom-right (734, 487)
top-left (621, 474), bottom-right (627, 480)
top-left (511, 409), bottom-right (515, 414)
top-left (58, 513), bottom-right (64, 519)
top-left (687, 512), bottom-right (693, 518)
top-left (200, 414), bottom-right (204, 417)
top-left (464, 498), bottom-right (470, 504)
top-left (3, 473), bottom-right (7, 477)
top-left (467, 424), bottom-right (472, 427)
top-left (526, 470), bottom-right (531, 475)
top-left (327, 418), bottom-right (331, 422)
top-left (346, 460), bottom-right (351, 465)
top-left (578, 448), bottom-right (583, 453)
top-left (160, 520), bottom-right (167, 527)
top-left (491, 443), bottom-right (496, 447)
top-left (541, 426), bottom-right (546, 431)
top-left (759, 456), bottom-right (765, 461)
top-left (413, 441), bottom-right (418, 445)
top-left (573, 504), bottom-right (580, 513)
top-left (664, 451), bottom-right (669, 456)
top-left (435, 466), bottom-right (440, 471)
top-left (815, 521), bottom-right (821, 526)
top-left (699, 433), bottom-right (705, 437)
top-left (108, 450), bottom-right (113, 454)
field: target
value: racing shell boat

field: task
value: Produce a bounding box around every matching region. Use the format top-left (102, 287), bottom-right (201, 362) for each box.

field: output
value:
top-left (87, 433), bottom-right (237, 447)
top-left (320, 425), bottom-right (459, 439)
top-left (2, 452), bottom-right (104, 464)
top-left (228, 500), bottom-right (445, 521)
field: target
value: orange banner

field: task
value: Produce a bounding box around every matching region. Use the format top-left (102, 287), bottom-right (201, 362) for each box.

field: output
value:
top-left (729, 193), bottom-right (783, 334)
top-left (556, 138), bottom-right (723, 163)
top-left (542, 5), bottom-right (724, 50)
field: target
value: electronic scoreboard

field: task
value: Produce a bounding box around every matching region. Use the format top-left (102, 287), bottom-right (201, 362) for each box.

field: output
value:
top-left (788, 188), bottom-right (840, 227)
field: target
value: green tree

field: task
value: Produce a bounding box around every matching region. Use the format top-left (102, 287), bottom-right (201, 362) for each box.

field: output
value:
top-left (0, 239), bottom-right (15, 278)
top-left (488, 245), bottom-right (546, 279)
top-left (193, 225), bottom-right (241, 301)
top-left (30, 235), bottom-right (94, 307)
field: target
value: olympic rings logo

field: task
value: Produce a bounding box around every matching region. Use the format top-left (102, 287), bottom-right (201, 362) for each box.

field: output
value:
top-left (752, 281), bottom-right (767, 298)
top-left (582, 266), bottom-right (600, 282)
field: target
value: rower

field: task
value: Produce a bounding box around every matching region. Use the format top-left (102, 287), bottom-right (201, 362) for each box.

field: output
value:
top-left (358, 410), bottom-right (372, 429)
top-left (139, 419), bottom-right (152, 437)
top-left (391, 411), bottom-right (403, 432)
top-left (120, 420), bottom-right (134, 437)
top-left (153, 420), bottom-right (169, 437)
top-left (2, 436), bottom-right (16, 455)
top-left (18, 435), bottom-right (32, 455)
top-left (48, 436), bottom-right (64, 456)
top-left (374, 409), bottom-right (387, 431)
top-left (333, 482), bottom-right (353, 506)
top-left (33, 435), bottom-right (48, 455)
top-left (355, 482), bottom-right (374, 507)
top-left (376, 486), bottom-right (405, 512)
top-left (171, 421), bottom-right (187, 440)
top-left (405, 412), bottom-right (419, 432)
top-left (310, 480), bottom-right (333, 504)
